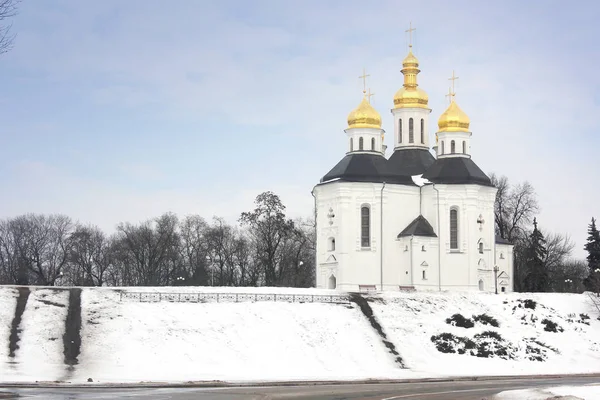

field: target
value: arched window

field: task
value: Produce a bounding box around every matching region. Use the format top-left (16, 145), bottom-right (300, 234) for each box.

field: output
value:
top-left (361, 205), bottom-right (370, 247)
top-left (422, 270), bottom-right (427, 280)
top-left (441, 141), bottom-right (445, 155)
top-left (371, 137), bottom-right (375, 150)
top-left (422, 245), bottom-right (426, 252)
top-left (478, 241), bottom-right (484, 254)
top-left (451, 140), bottom-right (456, 154)
top-left (350, 138), bottom-right (353, 152)
top-left (478, 279), bottom-right (484, 291)
top-left (328, 275), bottom-right (337, 289)
top-left (399, 119), bottom-right (403, 143)
top-left (450, 208), bottom-right (458, 250)
top-left (409, 118), bottom-right (414, 143)
top-left (328, 237), bottom-right (336, 251)
top-left (462, 141), bottom-right (466, 154)
top-left (359, 137), bottom-right (364, 150)
top-left (420, 119), bottom-right (424, 144)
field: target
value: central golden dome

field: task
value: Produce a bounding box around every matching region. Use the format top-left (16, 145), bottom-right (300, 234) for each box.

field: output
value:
top-left (347, 96), bottom-right (381, 129)
top-left (437, 100), bottom-right (470, 132)
top-left (393, 50), bottom-right (429, 109)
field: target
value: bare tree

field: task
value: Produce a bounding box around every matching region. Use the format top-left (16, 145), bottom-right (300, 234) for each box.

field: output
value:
top-left (206, 217), bottom-right (238, 286)
top-left (0, 218), bottom-right (20, 284)
top-left (3, 214), bottom-right (73, 286)
top-left (68, 224), bottom-right (113, 286)
top-left (543, 231), bottom-right (575, 271)
top-left (0, 0), bottom-right (18, 54)
top-left (240, 192), bottom-right (295, 286)
top-left (490, 173), bottom-right (539, 242)
top-left (114, 213), bottom-right (180, 286)
top-left (178, 214), bottom-right (210, 286)
top-left (548, 259), bottom-right (588, 293)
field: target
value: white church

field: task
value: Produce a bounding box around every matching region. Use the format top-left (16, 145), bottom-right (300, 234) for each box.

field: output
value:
top-left (313, 41), bottom-right (514, 293)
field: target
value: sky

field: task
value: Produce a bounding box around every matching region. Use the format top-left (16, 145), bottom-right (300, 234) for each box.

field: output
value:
top-left (0, 0), bottom-right (598, 259)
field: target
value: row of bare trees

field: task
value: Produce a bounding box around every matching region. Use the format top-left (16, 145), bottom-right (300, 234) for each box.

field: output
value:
top-left (491, 173), bottom-right (587, 292)
top-left (0, 192), bottom-right (315, 288)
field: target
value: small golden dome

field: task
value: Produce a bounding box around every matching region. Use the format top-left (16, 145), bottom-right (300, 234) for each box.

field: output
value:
top-left (393, 49), bottom-right (429, 109)
top-left (347, 96), bottom-right (382, 129)
top-left (437, 100), bottom-right (470, 132)
top-left (402, 50), bottom-right (419, 67)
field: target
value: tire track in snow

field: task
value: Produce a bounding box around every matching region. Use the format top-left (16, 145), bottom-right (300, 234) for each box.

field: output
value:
top-left (63, 288), bottom-right (82, 367)
top-left (349, 293), bottom-right (405, 368)
top-left (8, 287), bottom-right (30, 359)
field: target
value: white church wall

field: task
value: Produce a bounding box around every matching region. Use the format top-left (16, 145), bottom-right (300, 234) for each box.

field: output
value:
top-left (495, 243), bottom-right (514, 293)
top-left (397, 236), bottom-right (440, 291)
top-left (315, 181), bottom-right (386, 291)
top-left (422, 184), bottom-right (497, 292)
top-left (381, 184), bottom-right (421, 290)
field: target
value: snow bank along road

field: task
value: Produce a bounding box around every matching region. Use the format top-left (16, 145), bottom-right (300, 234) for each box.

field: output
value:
top-left (2, 376), bottom-right (600, 399)
top-left (1, 285), bottom-right (600, 383)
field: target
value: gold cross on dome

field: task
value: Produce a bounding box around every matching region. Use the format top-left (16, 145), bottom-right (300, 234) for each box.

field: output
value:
top-left (448, 70), bottom-right (459, 96)
top-left (445, 87), bottom-right (454, 104)
top-left (367, 88), bottom-right (375, 104)
top-left (405, 22), bottom-right (416, 48)
top-left (359, 68), bottom-right (370, 94)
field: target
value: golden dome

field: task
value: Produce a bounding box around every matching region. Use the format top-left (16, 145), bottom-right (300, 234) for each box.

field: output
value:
top-left (393, 49), bottom-right (429, 109)
top-left (393, 86), bottom-right (429, 109)
top-left (402, 50), bottom-right (419, 67)
top-left (437, 100), bottom-right (470, 132)
top-left (347, 95), bottom-right (382, 129)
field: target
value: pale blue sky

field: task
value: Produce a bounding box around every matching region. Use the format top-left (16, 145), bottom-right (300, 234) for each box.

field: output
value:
top-left (0, 0), bottom-right (598, 258)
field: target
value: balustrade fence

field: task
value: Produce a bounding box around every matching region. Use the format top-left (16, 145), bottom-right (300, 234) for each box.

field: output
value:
top-left (119, 291), bottom-right (350, 305)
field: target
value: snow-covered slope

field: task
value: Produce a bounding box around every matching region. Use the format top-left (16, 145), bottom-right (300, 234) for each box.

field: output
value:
top-left (0, 286), bottom-right (599, 384)
top-left (371, 291), bottom-right (600, 377)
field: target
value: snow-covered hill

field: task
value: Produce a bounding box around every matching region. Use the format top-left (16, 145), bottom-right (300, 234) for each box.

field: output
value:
top-left (0, 286), bottom-right (599, 383)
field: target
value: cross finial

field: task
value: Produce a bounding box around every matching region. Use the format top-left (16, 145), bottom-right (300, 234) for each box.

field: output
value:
top-left (358, 68), bottom-right (370, 95)
top-left (367, 88), bottom-right (375, 104)
top-left (445, 87), bottom-right (454, 104)
top-left (448, 70), bottom-right (459, 96)
top-left (405, 22), bottom-right (416, 48)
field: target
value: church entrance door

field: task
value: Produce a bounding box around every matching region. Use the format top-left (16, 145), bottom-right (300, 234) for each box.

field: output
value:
top-left (478, 279), bottom-right (484, 291)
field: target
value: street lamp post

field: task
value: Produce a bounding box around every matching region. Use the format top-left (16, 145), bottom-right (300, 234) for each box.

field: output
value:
top-left (206, 255), bottom-right (213, 286)
top-left (493, 265), bottom-right (499, 294)
top-left (564, 278), bottom-right (573, 293)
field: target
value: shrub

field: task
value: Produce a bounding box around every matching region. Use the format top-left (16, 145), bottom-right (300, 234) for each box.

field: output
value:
top-left (475, 331), bottom-right (503, 341)
top-left (473, 313), bottom-right (500, 327)
top-left (430, 333), bottom-right (475, 354)
top-left (523, 299), bottom-right (537, 309)
top-left (541, 318), bottom-right (564, 333)
top-left (445, 313), bottom-right (475, 328)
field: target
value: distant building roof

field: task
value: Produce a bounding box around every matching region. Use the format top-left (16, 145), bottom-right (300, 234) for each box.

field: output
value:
top-left (495, 235), bottom-right (512, 245)
top-left (398, 215), bottom-right (437, 238)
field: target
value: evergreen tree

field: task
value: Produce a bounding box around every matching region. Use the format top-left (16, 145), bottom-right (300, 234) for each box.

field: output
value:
top-left (584, 217), bottom-right (600, 293)
top-left (523, 218), bottom-right (549, 292)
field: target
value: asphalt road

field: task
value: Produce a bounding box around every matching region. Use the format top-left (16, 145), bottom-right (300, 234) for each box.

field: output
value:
top-left (2, 376), bottom-right (600, 400)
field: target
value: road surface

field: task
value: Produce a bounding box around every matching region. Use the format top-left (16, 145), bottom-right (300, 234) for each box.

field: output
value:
top-left (1, 376), bottom-right (599, 399)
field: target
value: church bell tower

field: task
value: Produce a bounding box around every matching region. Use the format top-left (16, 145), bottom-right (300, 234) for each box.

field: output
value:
top-left (391, 23), bottom-right (431, 152)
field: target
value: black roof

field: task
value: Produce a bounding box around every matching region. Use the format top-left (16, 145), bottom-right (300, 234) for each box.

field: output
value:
top-left (398, 215), bottom-right (437, 238)
top-left (495, 235), bottom-right (512, 245)
top-left (387, 148), bottom-right (436, 178)
top-left (422, 157), bottom-right (493, 186)
top-left (320, 153), bottom-right (414, 185)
